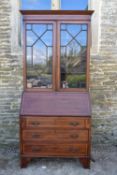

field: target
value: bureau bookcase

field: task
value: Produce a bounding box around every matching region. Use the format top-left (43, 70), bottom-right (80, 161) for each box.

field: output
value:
top-left (20, 10), bottom-right (93, 168)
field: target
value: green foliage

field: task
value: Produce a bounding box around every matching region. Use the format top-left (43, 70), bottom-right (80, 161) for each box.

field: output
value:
top-left (66, 74), bottom-right (86, 88)
top-left (27, 62), bottom-right (52, 78)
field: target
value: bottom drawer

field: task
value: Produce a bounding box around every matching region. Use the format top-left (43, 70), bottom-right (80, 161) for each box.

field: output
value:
top-left (22, 144), bottom-right (88, 157)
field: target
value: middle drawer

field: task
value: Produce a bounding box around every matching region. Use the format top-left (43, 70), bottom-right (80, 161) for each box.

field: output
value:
top-left (22, 129), bottom-right (89, 143)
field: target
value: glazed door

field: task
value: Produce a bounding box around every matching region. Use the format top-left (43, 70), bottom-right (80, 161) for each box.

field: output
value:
top-left (57, 22), bottom-right (89, 91)
top-left (24, 20), bottom-right (89, 91)
top-left (25, 21), bottom-right (56, 90)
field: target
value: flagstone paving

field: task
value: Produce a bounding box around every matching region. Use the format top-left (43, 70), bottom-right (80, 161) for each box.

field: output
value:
top-left (0, 144), bottom-right (117, 175)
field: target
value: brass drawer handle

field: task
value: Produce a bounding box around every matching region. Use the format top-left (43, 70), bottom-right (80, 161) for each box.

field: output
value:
top-left (32, 134), bottom-right (40, 138)
top-left (32, 147), bottom-right (41, 152)
top-left (69, 122), bottom-right (80, 126)
top-left (31, 121), bottom-right (40, 126)
top-left (70, 134), bottom-right (79, 139)
top-left (69, 147), bottom-right (80, 153)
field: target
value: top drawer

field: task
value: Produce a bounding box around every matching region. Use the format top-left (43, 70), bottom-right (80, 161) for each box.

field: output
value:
top-left (21, 116), bottom-right (90, 129)
top-left (21, 117), bottom-right (55, 129)
top-left (55, 117), bottom-right (90, 129)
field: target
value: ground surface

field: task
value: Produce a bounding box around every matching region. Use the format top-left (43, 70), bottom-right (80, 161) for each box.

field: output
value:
top-left (0, 144), bottom-right (117, 175)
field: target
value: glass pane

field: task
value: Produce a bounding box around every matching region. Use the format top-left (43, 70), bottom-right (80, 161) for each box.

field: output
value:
top-left (82, 24), bottom-right (88, 31)
top-left (76, 31), bottom-right (87, 46)
top-left (27, 47), bottom-right (32, 65)
top-left (60, 24), bottom-right (87, 89)
top-left (21, 0), bottom-right (51, 10)
top-left (41, 31), bottom-right (53, 46)
top-left (61, 0), bottom-right (88, 10)
top-left (26, 24), bottom-right (31, 30)
top-left (48, 25), bottom-right (53, 30)
top-left (26, 30), bottom-right (37, 46)
top-left (67, 24), bottom-right (81, 37)
top-left (32, 24), bottom-right (46, 37)
top-left (61, 31), bottom-right (72, 46)
top-left (26, 24), bottom-right (53, 89)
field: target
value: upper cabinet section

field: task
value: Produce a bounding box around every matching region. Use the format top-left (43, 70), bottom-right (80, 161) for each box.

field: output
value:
top-left (21, 0), bottom-right (88, 10)
top-left (21, 11), bottom-right (94, 92)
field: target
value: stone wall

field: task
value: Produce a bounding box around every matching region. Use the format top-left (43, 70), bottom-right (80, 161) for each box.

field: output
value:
top-left (0, 0), bottom-right (117, 145)
top-left (0, 0), bottom-right (23, 145)
top-left (90, 0), bottom-right (117, 144)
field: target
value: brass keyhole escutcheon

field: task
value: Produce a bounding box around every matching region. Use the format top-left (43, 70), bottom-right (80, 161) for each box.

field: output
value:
top-left (69, 122), bottom-right (79, 126)
top-left (32, 133), bottom-right (40, 138)
top-left (31, 121), bottom-right (40, 126)
top-left (32, 147), bottom-right (41, 152)
top-left (70, 134), bottom-right (79, 139)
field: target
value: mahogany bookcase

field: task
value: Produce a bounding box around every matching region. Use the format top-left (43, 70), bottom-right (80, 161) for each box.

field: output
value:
top-left (20, 10), bottom-right (93, 168)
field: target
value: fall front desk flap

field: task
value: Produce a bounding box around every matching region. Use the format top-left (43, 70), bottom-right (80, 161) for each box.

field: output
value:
top-left (20, 92), bottom-right (91, 116)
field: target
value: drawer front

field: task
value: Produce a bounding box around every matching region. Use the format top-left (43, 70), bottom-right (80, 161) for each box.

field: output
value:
top-left (56, 130), bottom-right (89, 142)
top-left (22, 130), bottom-right (55, 142)
top-left (55, 117), bottom-right (90, 129)
top-left (21, 117), bottom-right (90, 129)
top-left (22, 144), bottom-right (88, 157)
top-left (22, 130), bottom-right (89, 143)
top-left (21, 117), bottom-right (55, 129)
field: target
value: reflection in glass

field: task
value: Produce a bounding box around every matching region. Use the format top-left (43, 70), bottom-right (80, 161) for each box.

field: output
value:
top-left (26, 24), bottom-right (53, 89)
top-left (27, 47), bottom-right (32, 65)
top-left (67, 24), bottom-right (81, 36)
top-left (48, 25), bottom-right (53, 30)
top-left (32, 24), bottom-right (46, 37)
top-left (76, 31), bottom-right (87, 46)
top-left (82, 24), bottom-right (88, 31)
top-left (27, 31), bottom-right (37, 46)
top-left (61, 31), bottom-right (72, 46)
top-left (26, 24), bottom-right (31, 30)
top-left (60, 24), bottom-right (87, 88)
top-left (41, 31), bottom-right (53, 46)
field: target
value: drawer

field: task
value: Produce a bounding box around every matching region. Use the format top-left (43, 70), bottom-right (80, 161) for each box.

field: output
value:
top-left (55, 117), bottom-right (90, 129)
top-left (56, 130), bottom-right (89, 142)
top-left (21, 117), bottom-right (90, 129)
top-left (22, 144), bottom-right (88, 157)
top-left (22, 130), bottom-right (55, 142)
top-left (22, 130), bottom-right (89, 143)
top-left (21, 117), bottom-right (55, 129)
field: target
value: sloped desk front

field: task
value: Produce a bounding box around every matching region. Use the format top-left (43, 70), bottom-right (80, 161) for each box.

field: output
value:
top-left (20, 92), bottom-right (91, 168)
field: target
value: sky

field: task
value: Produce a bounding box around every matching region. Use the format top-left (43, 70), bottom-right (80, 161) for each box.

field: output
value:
top-left (21, 0), bottom-right (88, 10)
